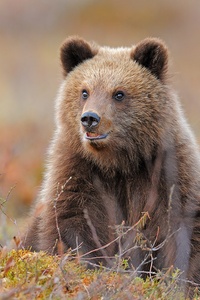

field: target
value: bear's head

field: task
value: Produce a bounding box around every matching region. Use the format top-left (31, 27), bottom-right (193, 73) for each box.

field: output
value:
top-left (57, 36), bottom-right (175, 173)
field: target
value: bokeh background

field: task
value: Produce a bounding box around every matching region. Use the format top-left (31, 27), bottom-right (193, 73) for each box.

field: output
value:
top-left (1, 0), bottom-right (200, 243)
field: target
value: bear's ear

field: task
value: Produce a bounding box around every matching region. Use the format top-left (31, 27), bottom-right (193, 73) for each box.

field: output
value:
top-left (60, 36), bottom-right (98, 76)
top-left (131, 38), bottom-right (168, 82)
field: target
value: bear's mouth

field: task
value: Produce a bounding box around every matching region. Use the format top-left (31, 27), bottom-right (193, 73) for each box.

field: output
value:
top-left (85, 132), bottom-right (108, 140)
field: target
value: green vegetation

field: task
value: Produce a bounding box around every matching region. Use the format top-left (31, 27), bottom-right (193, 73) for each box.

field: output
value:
top-left (1, 248), bottom-right (199, 299)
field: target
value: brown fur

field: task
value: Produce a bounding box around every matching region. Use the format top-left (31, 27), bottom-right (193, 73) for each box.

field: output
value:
top-left (23, 37), bottom-right (200, 294)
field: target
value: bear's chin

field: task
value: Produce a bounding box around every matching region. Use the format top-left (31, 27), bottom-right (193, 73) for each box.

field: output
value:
top-left (84, 139), bottom-right (107, 151)
top-left (81, 132), bottom-right (109, 151)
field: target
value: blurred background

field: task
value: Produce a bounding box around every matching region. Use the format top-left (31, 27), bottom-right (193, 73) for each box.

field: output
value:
top-left (0, 0), bottom-right (200, 244)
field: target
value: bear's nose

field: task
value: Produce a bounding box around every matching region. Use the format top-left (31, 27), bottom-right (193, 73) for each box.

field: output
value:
top-left (81, 112), bottom-right (100, 129)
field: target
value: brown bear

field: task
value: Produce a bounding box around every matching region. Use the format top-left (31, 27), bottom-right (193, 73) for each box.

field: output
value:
top-left (23, 36), bottom-right (200, 293)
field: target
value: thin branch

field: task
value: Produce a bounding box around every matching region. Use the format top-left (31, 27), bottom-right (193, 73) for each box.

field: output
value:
top-left (53, 177), bottom-right (72, 244)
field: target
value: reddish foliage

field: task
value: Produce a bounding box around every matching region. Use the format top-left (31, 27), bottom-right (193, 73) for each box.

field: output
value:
top-left (0, 123), bottom-right (50, 212)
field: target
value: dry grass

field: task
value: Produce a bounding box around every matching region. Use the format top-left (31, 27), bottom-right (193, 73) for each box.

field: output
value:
top-left (0, 247), bottom-right (191, 300)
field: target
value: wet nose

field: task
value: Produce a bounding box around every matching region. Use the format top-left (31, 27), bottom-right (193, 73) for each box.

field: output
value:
top-left (81, 112), bottom-right (100, 128)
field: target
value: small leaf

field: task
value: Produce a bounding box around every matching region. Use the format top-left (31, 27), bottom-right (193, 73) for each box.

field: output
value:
top-left (3, 256), bottom-right (15, 276)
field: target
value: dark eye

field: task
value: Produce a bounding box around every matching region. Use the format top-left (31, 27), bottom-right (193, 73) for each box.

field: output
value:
top-left (114, 91), bottom-right (125, 101)
top-left (82, 90), bottom-right (89, 100)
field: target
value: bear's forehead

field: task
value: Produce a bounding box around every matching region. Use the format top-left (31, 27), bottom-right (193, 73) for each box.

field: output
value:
top-left (98, 46), bottom-right (132, 55)
top-left (78, 48), bottom-right (147, 88)
top-left (95, 46), bottom-right (133, 64)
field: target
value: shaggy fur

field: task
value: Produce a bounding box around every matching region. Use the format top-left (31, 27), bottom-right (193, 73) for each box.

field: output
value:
top-left (23, 37), bottom-right (200, 295)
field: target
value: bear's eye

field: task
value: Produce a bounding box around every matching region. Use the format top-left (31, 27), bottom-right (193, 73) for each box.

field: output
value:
top-left (114, 91), bottom-right (125, 101)
top-left (82, 90), bottom-right (89, 100)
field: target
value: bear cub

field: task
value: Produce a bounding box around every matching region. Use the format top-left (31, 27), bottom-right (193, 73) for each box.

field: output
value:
top-left (23, 36), bottom-right (200, 291)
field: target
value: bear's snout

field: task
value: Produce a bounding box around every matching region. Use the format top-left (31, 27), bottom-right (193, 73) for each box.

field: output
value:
top-left (81, 111), bottom-right (100, 130)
